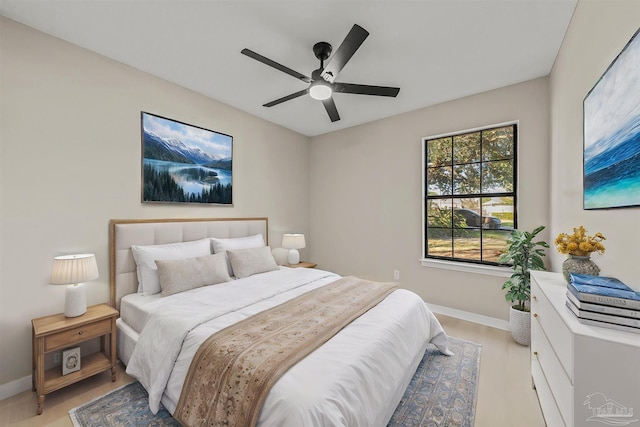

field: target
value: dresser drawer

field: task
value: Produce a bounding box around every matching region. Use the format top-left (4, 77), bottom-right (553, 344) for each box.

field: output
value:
top-left (532, 319), bottom-right (573, 427)
top-left (532, 356), bottom-right (566, 427)
top-left (44, 318), bottom-right (112, 352)
top-left (531, 282), bottom-right (573, 381)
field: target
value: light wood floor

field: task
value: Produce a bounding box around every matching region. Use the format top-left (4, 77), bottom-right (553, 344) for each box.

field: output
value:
top-left (437, 314), bottom-right (545, 427)
top-left (0, 314), bottom-right (545, 426)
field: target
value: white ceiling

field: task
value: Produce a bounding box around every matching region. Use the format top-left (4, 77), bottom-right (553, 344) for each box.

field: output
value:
top-left (1, 0), bottom-right (577, 137)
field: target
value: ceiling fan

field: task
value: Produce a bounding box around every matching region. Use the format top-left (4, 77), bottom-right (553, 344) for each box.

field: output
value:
top-left (241, 24), bottom-right (400, 122)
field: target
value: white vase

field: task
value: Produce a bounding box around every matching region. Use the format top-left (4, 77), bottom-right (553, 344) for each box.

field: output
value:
top-left (509, 306), bottom-right (531, 346)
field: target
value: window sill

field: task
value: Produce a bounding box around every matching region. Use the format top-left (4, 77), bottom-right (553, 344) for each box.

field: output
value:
top-left (420, 258), bottom-right (512, 277)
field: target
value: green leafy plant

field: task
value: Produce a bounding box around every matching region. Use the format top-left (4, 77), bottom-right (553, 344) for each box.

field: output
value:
top-left (498, 225), bottom-right (549, 312)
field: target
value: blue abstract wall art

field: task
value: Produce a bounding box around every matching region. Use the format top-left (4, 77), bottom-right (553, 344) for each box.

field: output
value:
top-left (583, 28), bottom-right (640, 209)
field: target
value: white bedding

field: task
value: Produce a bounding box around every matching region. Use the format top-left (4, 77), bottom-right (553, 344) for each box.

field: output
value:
top-left (123, 267), bottom-right (450, 427)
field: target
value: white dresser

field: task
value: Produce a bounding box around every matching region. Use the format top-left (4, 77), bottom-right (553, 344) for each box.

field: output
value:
top-left (530, 271), bottom-right (640, 427)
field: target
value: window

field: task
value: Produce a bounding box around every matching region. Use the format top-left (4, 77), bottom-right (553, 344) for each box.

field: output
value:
top-left (422, 123), bottom-right (517, 265)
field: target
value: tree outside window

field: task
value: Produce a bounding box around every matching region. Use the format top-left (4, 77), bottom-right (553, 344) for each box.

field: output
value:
top-left (423, 123), bottom-right (517, 265)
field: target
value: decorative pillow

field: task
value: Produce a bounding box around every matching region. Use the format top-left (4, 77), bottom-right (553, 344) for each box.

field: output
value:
top-left (211, 234), bottom-right (265, 275)
top-left (227, 246), bottom-right (279, 279)
top-left (131, 238), bottom-right (212, 295)
top-left (156, 253), bottom-right (231, 296)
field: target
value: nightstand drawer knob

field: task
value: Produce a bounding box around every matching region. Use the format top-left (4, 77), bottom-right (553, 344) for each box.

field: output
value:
top-left (78, 331), bottom-right (83, 335)
top-left (532, 295), bottom-right (537, 301)
top-left (533, 313), bottom-right (538, 318)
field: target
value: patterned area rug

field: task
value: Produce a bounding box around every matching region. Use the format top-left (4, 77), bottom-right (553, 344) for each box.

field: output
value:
top-left (69, 336), bottom-right (480, 427)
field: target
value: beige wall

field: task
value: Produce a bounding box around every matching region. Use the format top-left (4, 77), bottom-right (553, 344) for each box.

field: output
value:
top-left (0, 17), bottom-right (310, 387)
top-left (309, 77), bottom-right (551, 320)
top-left (549, 0), bottom-right (640, 287)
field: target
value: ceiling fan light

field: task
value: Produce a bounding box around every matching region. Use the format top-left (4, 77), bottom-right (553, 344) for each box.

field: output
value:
top-left (309, 81), bottom-right (332, 100)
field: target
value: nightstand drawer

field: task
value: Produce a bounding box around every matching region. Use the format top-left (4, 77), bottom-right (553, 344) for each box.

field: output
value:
top-left (44, 319), bottom-right (112, 352)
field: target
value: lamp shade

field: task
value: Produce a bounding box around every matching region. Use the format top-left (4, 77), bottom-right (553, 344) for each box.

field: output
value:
top-left (50, 254), bottom-right (99, 285)
top-left (282, 234), bottom-right (306, 249)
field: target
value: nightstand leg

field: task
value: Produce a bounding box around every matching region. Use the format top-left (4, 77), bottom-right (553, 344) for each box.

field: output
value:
top-left (32, 328), bottom-right (36, 391)
top-left (110, 317), bottom-right (116, 381)
top-left (37, 395), bottom-right (44, 415)
top-left (36, 337), bottom-right (45, 414)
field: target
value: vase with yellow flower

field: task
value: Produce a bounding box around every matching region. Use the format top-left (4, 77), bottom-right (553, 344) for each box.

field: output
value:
top-left (554, 226), bottom-right (606, 283)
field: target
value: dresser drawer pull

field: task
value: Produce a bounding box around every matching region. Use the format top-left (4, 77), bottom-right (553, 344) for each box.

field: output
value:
top-left (533, 351), bottom-right (539, 357)
top-left (78, 331), bottom-right (83, 335)
top-left (533, 313), bottom-right (538, 318)
top-left (532, 295), bottom-right (537, 301)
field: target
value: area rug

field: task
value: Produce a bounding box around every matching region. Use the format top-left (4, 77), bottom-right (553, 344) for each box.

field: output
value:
top-left (69, 336), bottom-right (480, 427)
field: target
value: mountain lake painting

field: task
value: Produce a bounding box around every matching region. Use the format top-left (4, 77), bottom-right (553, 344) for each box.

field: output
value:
top-left (583, 28), bottom-right (640, 209)
top-left (141, 112), bottom-right (233, 205)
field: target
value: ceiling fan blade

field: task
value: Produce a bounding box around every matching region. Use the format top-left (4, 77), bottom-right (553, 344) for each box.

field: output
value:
top-left (241, 48), bottom-right (311, 83)
top-left (334, 82), bottom-right (400, 97)
top-left (321, 24), bottom-right (369, 83)
top-left (322, 98), bottom-right (340, 122)
top-left (263, 89), bottom-right (309, 107)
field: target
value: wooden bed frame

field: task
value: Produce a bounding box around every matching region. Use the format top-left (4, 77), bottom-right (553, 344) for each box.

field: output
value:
top-left (108, 217), bottom-right (268, 309)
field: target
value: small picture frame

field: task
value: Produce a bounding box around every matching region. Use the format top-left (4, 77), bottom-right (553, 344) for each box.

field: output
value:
top-left (62, 347), bottom-right (81, 375)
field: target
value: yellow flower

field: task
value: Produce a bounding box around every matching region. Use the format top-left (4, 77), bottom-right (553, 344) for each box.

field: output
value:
top-left (554, 226), bottom-right (605, 257)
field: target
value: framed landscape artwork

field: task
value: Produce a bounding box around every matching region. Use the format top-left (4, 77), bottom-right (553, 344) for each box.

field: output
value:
top-left (141, 112), bottom-right (233, 205)
top-left (583, 28), bottom-right (640, 209)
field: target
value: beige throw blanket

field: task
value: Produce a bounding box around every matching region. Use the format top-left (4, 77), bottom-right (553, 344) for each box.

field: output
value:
top-left (173, 276), bottom-right (398, 427)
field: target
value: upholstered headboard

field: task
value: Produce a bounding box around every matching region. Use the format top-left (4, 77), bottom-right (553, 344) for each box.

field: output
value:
top-left (109, 217), bottom-right (268, 309)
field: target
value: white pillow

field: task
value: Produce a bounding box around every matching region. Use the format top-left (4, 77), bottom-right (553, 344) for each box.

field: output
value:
top-left (227, 246), bottom-right (279, 279)
top-left (156, 253), bottom-right (231, 296)
top-left (131, 238), bottom-right (212, 295)
top-left (211, 234), bottom-right (265, 276)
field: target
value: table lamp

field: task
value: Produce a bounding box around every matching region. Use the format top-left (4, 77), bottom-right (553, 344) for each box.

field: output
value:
top-left (50, 254), bottom-right (99, 317)
top-left (282, 234), bottom-right (306, 265)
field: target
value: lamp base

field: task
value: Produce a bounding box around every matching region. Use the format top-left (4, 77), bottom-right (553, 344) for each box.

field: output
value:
top-left (287, 249), bottom-right (300, 265)
top-left (65, 283), bottom-right (87, 317)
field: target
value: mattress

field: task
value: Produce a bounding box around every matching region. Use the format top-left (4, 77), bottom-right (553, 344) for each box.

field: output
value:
top-left (120, 292), bottom-right (163, 334)
top-left (116, 317), bottom-right (138, 366)
top-left (120, 267), bottom-right (449, 427)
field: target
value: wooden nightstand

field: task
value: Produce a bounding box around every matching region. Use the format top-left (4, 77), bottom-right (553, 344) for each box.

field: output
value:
top-left (31, 303), bottom-right (118, 415)
top-left (286, 261), bottom-right (317, 268)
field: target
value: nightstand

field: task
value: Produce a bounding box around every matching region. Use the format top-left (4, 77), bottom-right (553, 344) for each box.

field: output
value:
top-left (31, 303), bottom-right (118, 415)
top-left (286, 261), bottom-right (317, 268)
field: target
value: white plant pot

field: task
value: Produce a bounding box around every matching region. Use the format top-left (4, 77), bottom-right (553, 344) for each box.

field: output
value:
top-left (509, 306), bottom-right (531, 346)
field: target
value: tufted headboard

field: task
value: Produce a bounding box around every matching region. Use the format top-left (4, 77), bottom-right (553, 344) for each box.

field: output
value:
top-left (109, 217), bottom-right (268, 310)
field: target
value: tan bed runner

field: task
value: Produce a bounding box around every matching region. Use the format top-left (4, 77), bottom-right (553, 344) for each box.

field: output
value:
top-left (173, 276), bottom-right (398, 427)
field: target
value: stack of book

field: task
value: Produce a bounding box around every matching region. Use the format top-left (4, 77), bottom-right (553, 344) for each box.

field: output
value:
top-left (565, 273), bottom-right (640, 334)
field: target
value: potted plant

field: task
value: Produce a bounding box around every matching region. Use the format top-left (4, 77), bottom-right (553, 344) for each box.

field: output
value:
top-left (498, 225), bottom-right (549, 345)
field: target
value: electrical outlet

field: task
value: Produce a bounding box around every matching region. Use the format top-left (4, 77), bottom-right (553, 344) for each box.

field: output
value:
top-left (53, 352), bottom-right (61, 365)
top-left (393, 269), bottom-right (400, 280)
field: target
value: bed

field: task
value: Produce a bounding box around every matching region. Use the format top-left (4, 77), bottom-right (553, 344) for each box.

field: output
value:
top-left (110, 217), bottom-right (450, 427)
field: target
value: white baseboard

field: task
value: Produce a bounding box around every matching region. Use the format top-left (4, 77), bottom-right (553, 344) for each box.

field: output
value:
top-left (427, 303), bottom-right (510, 331)
top-left (0, 375), bottom-right (32, 401)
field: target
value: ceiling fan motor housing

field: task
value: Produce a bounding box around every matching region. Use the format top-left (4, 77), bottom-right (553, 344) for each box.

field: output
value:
top-left (313, 42), bottom-right (332, 62)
